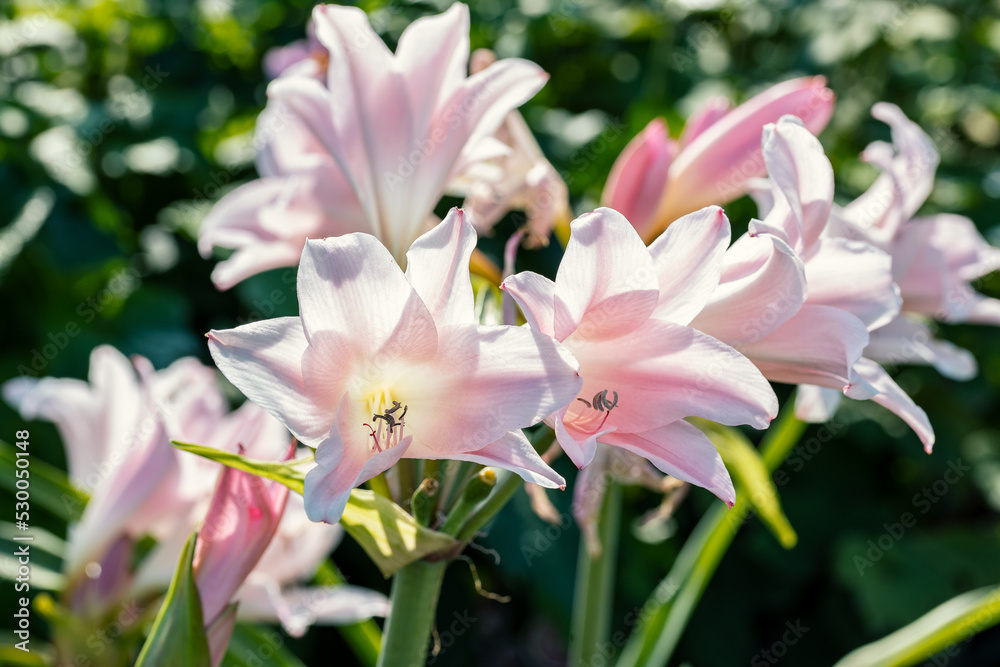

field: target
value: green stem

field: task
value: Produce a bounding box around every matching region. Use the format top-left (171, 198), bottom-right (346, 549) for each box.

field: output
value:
top-left (398, 459), bottom-right (417, 506)
top-left (456, 472), bottom-right (522, 542)
top-left (313, 562), bottom-right (383, 667)
top-left (376, 560), bottom-right (447, 667)
top-left (617, 403), bottom-right (806, 667)
top-left (569, 481), bottom-right (622, 667)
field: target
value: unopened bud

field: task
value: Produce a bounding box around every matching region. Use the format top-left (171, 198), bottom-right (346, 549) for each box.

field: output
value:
top-left (463, 468), bottom-right (496, 505)
top-left (411, 477), bottom-right (439, 526)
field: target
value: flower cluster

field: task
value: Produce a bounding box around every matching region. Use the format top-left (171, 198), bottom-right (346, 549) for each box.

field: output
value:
top-left (11, 2), bottom-right (1000, 663)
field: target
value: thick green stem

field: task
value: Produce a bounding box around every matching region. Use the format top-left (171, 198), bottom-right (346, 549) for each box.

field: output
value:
top-left (569, 481), bottom-right (622, 667)
top-left (376, 560), bottom-right (447, 667)
top-left (616, 403), bottom-right (806, 667)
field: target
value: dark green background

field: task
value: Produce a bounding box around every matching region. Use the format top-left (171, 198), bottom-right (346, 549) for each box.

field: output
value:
top-left (2, 0), bottom-right (1000, 664)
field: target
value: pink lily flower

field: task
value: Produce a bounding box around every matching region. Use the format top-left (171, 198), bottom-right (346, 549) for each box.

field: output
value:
top-left (2, 347), bottom-right (196, 590)
top-left (503, 207), bottom-right (779, 505)
top-left (199, 3), bottom-right (548, 289)
top-left (194, 446), bottom-right (291, 665)
top-left (208, 208), bottom-right (582, 524)
top-left (826, 103), bottom-right (1000, 381)
top-left (602, 77), bottom-right (834, 242)
top-left (695, 116), bottom-right (934, 450)
top-left (448, 49), bottom-right (570, 248)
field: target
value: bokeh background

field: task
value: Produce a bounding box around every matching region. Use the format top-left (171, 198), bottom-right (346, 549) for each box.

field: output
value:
top-left (3, 0), bottom-right (1000, 664)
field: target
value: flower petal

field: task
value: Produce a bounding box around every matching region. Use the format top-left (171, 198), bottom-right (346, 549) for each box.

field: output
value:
top-left (406, 323), bottom-right (581, 455)
top-left (554, 208), bottom-right (660, 342)
top-left (412, 430), bottom-right (565, 489)
top-left (760, 115), bottom-right (834, 253)
top-left (690, 230), bottom-right (806, 345)
top-left (600, 420), bottom-right (735, 506)
top-left (297, 235), bottom-right (438, 361)
top-left (647, 205), bottom-right (731, 325)
top-left (804, 237), bottom-right (901, 331)
top-left (738, 305), bottom-right (869, 391)
top-left (794, 385), bottom-right (843, 423)
top-left (654, 76), bottom-right (834, 229)
top-left (865, 315), bottom-right (977, 381)
top-left (404, 208), bottom-right (477, 327)
top-left (575, 318), bottom-right (778, 433)
top-left (601, 118), bottom-right (677, 238)
top-left (501, 271), bottom-right (557, 337)
top-left (208, 317), bottom-right (332, 447)
top-left (852, 358), bottom-right (935, 452)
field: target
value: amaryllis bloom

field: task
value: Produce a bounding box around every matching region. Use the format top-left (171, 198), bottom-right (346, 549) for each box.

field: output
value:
top-left (448, 49), bottom-right (570, 248)
top-left (236, 494), bottom-right (389, 637)
top-left (602, 77), bottom-right (834, 242)
top-left (194, 456), bottom-right (290, 666)
top-left (699, 115), bottom-right (934, 449)
top-left (208, 208), bottom-right (582, 524)
top-left (199, 3), bottom-right (548, 289)
top-left (823, 103), bottom-right (1000, 382)
top-left (503, 207), bottom-right (779, 504)
top-left (1, 348), bottom-right (207, 594)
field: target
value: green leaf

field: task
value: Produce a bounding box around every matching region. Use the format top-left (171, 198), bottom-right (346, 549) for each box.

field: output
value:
top-left (342, 489), bottom-right (459, 578)
top-left (136, 532), bottom-right (212, 667)
top-left (694, 419), bottom-right (797, 549)
top-left (172, 441), bottom-right (307, 494)
top-left (222, 624), bottom-right (308, 667)
top-left (0, 439), bottom-right (88, 522)
top-left (833, 585), bottom-right (1000, 667)
top-left (0, 645), bottom-right (50, 666)
top-left (173, 440), bottom-right (459, 578)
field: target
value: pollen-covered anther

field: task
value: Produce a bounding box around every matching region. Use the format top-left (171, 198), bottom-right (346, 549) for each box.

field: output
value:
top-left (364, 398), bottom-right (408, 452)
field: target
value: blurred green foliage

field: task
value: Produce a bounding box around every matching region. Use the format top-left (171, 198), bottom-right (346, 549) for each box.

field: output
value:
top-left (2, 0), bottom-right (1000, 664)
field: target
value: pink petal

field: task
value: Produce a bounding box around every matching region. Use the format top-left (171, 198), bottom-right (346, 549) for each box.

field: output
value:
top-left (296, 235), bottom-right (439, 360)
top-left (739, 305), bottom-right (869, 391)
top-left (394, 3), bottom-right (470, 131)
top-left (411, 430), bottom-right (565, 489)
top-left (553, 208), bottom-right (660, 342)
top-left (646, 205), bottom-right (731, 325)
top-left (690, 231), bottom-right (806, 345)
top-left (501, 271), bottom-right (557, 337)
top-left (554, 403), bottom-right (616, 469)
top-left (404, 208), bottom-right (477, 327)
top-left (67, 405), bottom-right (178, 579)
top-left (572, 445), bottom-right (609, 553)
top-left (574, 318), bottom-right (778, 434)
top-left (195, 464), bottom-right (290, 625)
top-left (270, 585), bottom-right (391, 638)
top-left (865, 315), bottom-right (976, 381)
top-left (794, 385), bottom-right (843, 423)
top-left (207, 317), bottom-right (332, 447)
top-left (601, 118), bottom-right (677, 238)
top-left (600, 420), bottom-right (735, 506)
top-left (760, 115), bottom-right (834, 252)
top-left (407, 323), bottom-right (581, 456)
top-left (655, 76), bottom-right (834, 229)
top-left (677, 96), bottom-right (731, 149)
top-left (852, 358), bottom-right (935, 452)
top-left (804, 237), bottom-right (901, 330)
